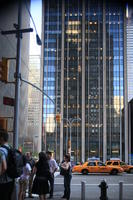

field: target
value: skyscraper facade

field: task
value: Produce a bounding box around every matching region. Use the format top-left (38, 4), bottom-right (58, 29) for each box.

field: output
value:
top-left (28, 55), bottom-right (42, 153)
top-left (127, 3), bottom-right (133, 164)
top-left (127, 4), bottom-right (133, 102)
top-left (42, 0), bottom-right (128, 162)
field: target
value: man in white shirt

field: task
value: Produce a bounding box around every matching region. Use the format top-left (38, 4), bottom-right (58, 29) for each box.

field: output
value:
top-left (47, 151), bottom-right (58, 199)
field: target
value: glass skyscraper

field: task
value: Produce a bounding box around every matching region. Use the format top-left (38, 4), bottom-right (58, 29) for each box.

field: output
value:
top-left (42, 0), bottom-right (128, 163)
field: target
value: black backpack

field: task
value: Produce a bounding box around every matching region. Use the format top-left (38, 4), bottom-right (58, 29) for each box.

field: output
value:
top-left (2, 145), bottom-right (24, 179)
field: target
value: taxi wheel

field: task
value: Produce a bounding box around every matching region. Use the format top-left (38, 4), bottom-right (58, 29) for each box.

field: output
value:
top-left (82, 169), bottom-right (88, 175)
top-left (129, 168), bottom-right (133, 174)
top-left (111, 169), bottom-right (118, 175)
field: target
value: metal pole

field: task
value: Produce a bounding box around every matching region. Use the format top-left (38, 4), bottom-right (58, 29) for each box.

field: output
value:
top-left (81, 181), bottom-right (86, 200)
top-left (70, 118), bottom-right (81, 160)
top-left (119, 181), bottom-right (123, 200)
top-left (70, 123), bottom-right (72, 158)
top-left (13, 0), bottom-right (22, 149)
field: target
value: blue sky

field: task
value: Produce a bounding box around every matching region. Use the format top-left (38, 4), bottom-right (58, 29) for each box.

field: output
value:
top-left (30, 0), bottom-right (42, 55)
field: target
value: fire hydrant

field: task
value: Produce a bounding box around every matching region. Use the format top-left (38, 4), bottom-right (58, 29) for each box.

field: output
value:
top-left (99, 179), bottom-right (108, 200)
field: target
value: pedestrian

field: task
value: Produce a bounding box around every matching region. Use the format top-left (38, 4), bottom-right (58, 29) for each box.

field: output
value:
top-left (0, 148), bottom-right (7, 176)
top-left (0, 151), bottom-right (3, 175)
top-left (18, 155), bottom-right (31, 200)
top-left (26, 151), bottom-right (35, 198)
top-left (46, 151), bottom-right (58, 199)
top-left (60, 154), bottom-right (72, 200)
top-left (0, 128), bottom-right (14, 200)
top-left (32, 152), bottom-right (51, 200)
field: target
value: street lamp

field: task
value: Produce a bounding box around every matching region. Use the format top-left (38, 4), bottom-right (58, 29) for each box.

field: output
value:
top-left (62, 117), bottom-right (81, 158)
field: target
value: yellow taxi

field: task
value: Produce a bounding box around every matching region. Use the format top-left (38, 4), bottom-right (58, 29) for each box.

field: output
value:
top-left (72, 160), bottom-right (124, 175)
top-left (106, 160), bottom-right (133, 173)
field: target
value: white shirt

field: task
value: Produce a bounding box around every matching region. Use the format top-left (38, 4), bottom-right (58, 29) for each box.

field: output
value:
top-left (49, 158), bottom-right (58, 174)
top-left (20, 163), bottom-right (31, 180)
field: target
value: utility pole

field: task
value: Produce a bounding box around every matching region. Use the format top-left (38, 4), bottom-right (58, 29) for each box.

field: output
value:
top-left (13, 0), bottom-right (22, 149)
top-left (1, 0), bottom-right (33, 149)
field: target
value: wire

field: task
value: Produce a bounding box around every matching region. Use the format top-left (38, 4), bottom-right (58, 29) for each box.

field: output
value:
top-left (24, 0), bottom-right (38, 34)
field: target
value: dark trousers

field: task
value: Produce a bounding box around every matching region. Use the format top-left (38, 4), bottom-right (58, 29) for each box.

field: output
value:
top-left (0, 181), bottom-right (14, 200)
top-left (49, 173), bottom-right (54, 196)
top-left (64, 175), bottom-right (72, 200)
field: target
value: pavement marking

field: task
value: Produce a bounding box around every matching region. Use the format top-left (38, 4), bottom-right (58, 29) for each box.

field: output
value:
top-left (54, 183), bottom-right (133, 186)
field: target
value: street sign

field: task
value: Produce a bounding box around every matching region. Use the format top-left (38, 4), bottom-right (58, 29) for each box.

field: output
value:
top-left (3, 96), bottom-right (14, 106)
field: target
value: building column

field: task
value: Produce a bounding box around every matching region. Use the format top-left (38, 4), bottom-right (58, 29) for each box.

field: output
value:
top-left (82, 0), bottom-right (85, 162)
top-left (124, 8), bottom-right (128, 163)
top-left (41, 0), bottom-right (45, 151)
top-left (60, 0), bottom-right (65, 162)
top-left (103, 1), bottom-right (107, 163)
top-left (128, 103), bottom-right (131, 164)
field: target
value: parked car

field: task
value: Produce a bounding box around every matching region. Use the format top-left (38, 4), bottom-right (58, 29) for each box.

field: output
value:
top-left (106, 160), bottom-right (133, 173)
top-left (72, 160), bottom-right (124, 175)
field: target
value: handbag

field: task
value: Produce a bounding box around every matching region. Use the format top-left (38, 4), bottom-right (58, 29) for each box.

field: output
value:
top-left (60, 166), bottom-right (70, 176)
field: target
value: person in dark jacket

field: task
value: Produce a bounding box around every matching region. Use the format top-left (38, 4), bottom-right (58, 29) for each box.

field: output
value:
top-left (60, 154), bottom-right (72, 200)
top-left (32, 152), bottom-right (51, 200)
top-left (0, 129), bottom-right (14, 200)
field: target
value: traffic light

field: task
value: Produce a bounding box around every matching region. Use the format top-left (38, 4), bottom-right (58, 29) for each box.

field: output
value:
top-left (0, 117), bottom-right (8, 131)
top-left (0, 57), bottom-right (8, 82)
top-left (56, 114), bottom-right (61, 123)
top-left (68, 139), bottom-right (71, 148)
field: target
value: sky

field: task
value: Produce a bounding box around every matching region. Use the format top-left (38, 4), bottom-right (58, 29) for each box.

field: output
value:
top-left (30, 0), bottom-right (42, 55)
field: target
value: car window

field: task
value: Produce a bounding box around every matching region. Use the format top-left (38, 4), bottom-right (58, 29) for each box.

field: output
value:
top-left (113, 162), bottom-right (119, 165)
top-left (120, 162), bottom-right (126, 166)
top-left (106, 161), bottom-right (112, 165)
top-left (97, 162), bottom-right (105, 166)
top-left (88, 162), bottom-right (96, 166)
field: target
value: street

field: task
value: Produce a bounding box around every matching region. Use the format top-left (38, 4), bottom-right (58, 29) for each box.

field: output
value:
top-left (27, 173), bottom-right (133, 200)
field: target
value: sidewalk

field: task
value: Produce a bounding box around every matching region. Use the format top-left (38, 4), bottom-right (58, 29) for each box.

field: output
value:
top-left (26, 193), bottom-right (63, 200)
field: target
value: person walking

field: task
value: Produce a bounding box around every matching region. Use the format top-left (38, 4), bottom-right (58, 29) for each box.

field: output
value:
top-left (26, 152), bottom-right (35, 198)
top-left (18, 155), bottom-right (31, 200)
top-left (0, 129), bottom-right (14, 200)
top-left (60, 154), bottom-right (72, 200)
top-left (32, 152), bottom-right (51, 200)
top-left (46, 151), bottom-right (58, 199)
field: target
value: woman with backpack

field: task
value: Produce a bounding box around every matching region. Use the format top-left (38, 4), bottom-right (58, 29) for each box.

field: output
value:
top-left (18, 155), bottom-right (31, 200)
top-left (60, 154), bottom-right (72, 200)
top-left (32, 152), bottom-right (51, 200)
top-left (26, 152), bottom-right (35, 198)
